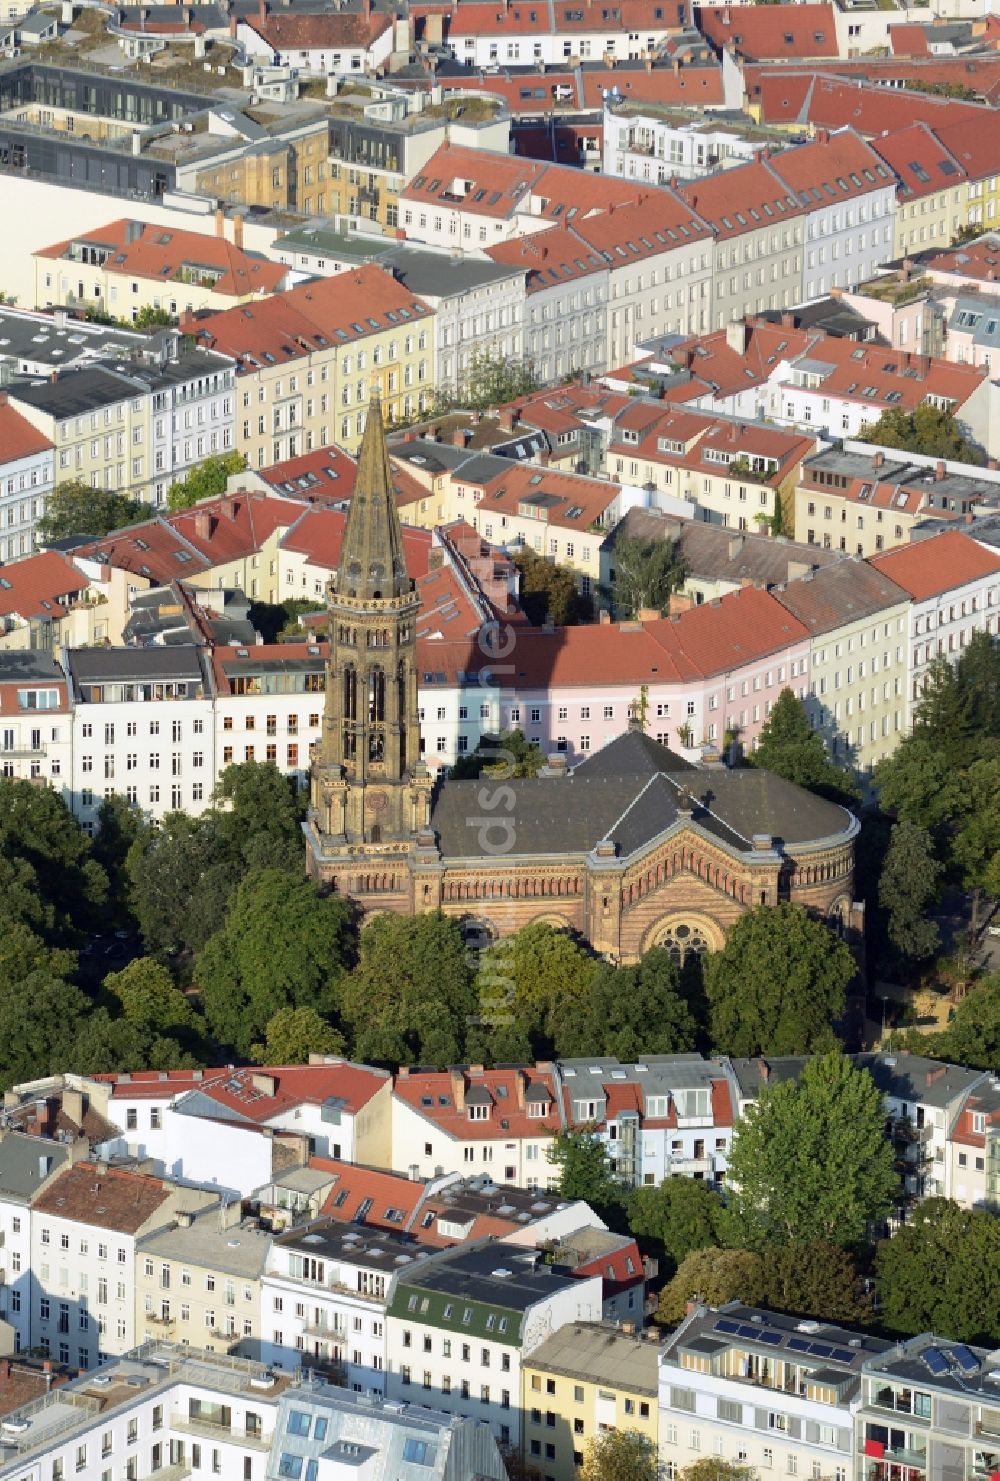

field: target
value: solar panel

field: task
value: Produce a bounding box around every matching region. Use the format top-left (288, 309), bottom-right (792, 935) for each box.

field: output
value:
top-left (759, 1331), bottom-right (783, 1346)
top-left (715, 1319), bottom-right (740, 1335)
top-left (923, 1348), bottom-right (951, 1376)
top-left (952, 1345), bottom-right (979, 1374)
top-left (787, 1337), bottom-right (811, 1353)
top-left (809, 1343), bottom-right (834, 1359)
top-left (830, 1349), bottom-right (857, 1364)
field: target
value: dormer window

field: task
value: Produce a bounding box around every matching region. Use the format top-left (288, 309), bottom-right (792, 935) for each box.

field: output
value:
top-left (468, 1104), bottom-right (490, 1121)
top-left (527, 1100), bottom-right (549, 1119)
top-left (973, 1112), bottom-right (986, 1134)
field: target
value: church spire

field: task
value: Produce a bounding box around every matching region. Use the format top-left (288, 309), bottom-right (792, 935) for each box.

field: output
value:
top-left (337, 390), bottom-right (410, 602)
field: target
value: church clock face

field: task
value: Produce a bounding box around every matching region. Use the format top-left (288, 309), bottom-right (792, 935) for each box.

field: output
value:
top-left (367, 791), bottom-right (388, 814)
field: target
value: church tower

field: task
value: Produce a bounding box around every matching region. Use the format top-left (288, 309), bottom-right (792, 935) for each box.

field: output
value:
top-left (304, 393), bottom-right (433, 903)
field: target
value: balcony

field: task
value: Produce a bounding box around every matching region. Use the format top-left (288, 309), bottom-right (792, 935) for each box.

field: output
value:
top-left (975, 1418), bottom-right (1000, 1441)
top-left (301, 1354), bottom-right (346, 1386)
top-left (301, 1317), bottom-right (346, 1339)
top-left (668, 1156), bottom-right (714, 1175)
top-left (145, 1313), bottom-right (174, 1327)
top-left (0, 744), bottom-right (46, 758)
top-left (169, 1417), bottom-right (270, 1452)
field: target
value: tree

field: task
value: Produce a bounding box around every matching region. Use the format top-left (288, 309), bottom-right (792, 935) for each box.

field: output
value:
top-left (568, 949), bottom-right (699, 1060)
top-left (127, 813), bottom-right (233, 955)
top-left (0, 776), bottom-right (106, 936)
top-left (249, 598), bottom-right (322, 645)
top-left (705, 903), bottom-right (855, 1058)
top-left (251, 1005), bottom-right (346, 1064)
top-left (723, 1052), bottom-right (899, 1249)
top-left (450, 729), bottom-right (544, 780)
top-left (876, 1198), bottom-right (1000, 1343)
top-left (0, 969), bottom-right (90, 1089)
top-left (858, 404), bottom-right (984, 463)
top-left (656, 1247), bottom-right (765, 1324)
top-left (104, 957), bottom-right (203, 1045)
top-left (911, 972), bottom-right (1000, 1071)
top-left (463, 348), bottom-right (538, 410)
top-left (36, 480), bottom-right (145, 543)
top-left (874, 732), bottom-right (967, 838)
top-left (628, 1176), bottom-right (725, 1272)
top-left (878, 819), bottom-right (942, 962)
top-left (610, 534), bottom-right (687, 619)
top-left (134, 305), bottom-right (175, 328)
top-left (581, 1429), bottom-right (659, 1481)
top-left (93, 795), bottom-right (146, 928)
top-left (514, 547), bottom-right (592, 626)
top-left (197, 870), bottom-right (354, 1058)
top-left (758, 1241), bottom-right (872, 1325)
top-left (338, 912), bottom-right (474, 1067)
top-left (681, 1462), bottom-right (759, 1481)
top-left (546, 1131), bottom-right (622, 1210)
top-left (167, 452), bottom-right (248, 512)
top-left (750, 689), bottom-right (860, 804)
top-left (475, 921), bottom-right (597, 1058)
top-left (212, 760), bottom-right (304, 873)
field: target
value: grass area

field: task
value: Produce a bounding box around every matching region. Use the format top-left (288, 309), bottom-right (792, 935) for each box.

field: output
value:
top-left (858, 274), bottom-right (930, 306)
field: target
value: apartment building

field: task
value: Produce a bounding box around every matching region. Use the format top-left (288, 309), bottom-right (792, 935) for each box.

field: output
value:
top-left (951, 1080), bottom-right (1000, 1209)
top-left (765, 129), bottom-right (897, 303)
top-left (0, 396), bottom-right (53, 565)
top-left (523, 1323), bottom-right (660, 1481)
top-left (556, 1057), bottom-right (735, 1189)
top-left (0, 650), bottom-right (73, 796)
top-left (8, 344), bottom-right (237, 507)
top-left (775, 558), bottom-right (911, 776)
top-left (261, 1223), bottom-right (423, 1390)
top-left (856, 1333), bottom-right (1000, 1481)
top-left (444, 0), bottom-right (680, 69)
top-left (384, 1242), bottom-right (603, 1448)
top-left (391, 1066), bottom-right (563, 1191)
top-left (604, 103), bottom-right (770, 185)
top-left (65, 646), bottom-right (215, 828)
top-left (487, 227), bottom-right (610, 385)
top-left (870, 530), bottom-right (1000, 714)
top-left (679, 162), bottom-right (805, 329)
top-left (0, 1133), bottom-right (73, 1353)
top-left (189, 265), bottom-right (434, 463)
top-left (875, 123), bottom-right (969, 258)
top-left (33, 218), bottom-right (290, 321)
top-left (234, 5), bottom-right (395, 76)
top-left (29, 1162), bottom-right (217, 1362)
top-left (659, 1302), bottom-right (892, 1481)
top-left (211, 642), bottom-right (326, 795)
top-left (134, 1204), bottom-right (271, 1355)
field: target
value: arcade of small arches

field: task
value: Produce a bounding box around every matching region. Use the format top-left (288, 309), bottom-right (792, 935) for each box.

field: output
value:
top-left (441, 875), bottom-right (584, 903)
top-left (620, 846), bottom-right (852, 913)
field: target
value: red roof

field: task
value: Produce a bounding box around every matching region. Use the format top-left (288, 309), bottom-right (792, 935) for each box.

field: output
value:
top-left (871, 123), bottom-right (967, 200)
top-left (280, 506), bottom-right (432, 579)
top-left (319, 1161), bottom-right (425, 1230)
top-left (576, 60), bottom-right (725, 109)
top-left (394, 1066), bottom-right (560, 1142)
top-left (766, 127), bottom-right (895, 203)
top-left (0, 551), bottom-right (88, 620)
top-left (194, 1062), bottom-right (389, 1121)
top-left (487, 225), bottom-right (608, 292)
top-left (889, 24), bottom-right (931, 58)
top-left (243, 8), bottom-right (390, 49)
top-left (403, 144), bottom-right (641, 223)
top-left (870, 530), bottom-right (1000, 600)
top-left (35, 218), bottom-right (287, 298)
top-left (679, 160), bottom-right (805, 239)
top-left (0, 400), bottom-right (53, 465)
top-left (259, 446), bottom-right (358, 501)
top-left (748, 70), bottom-right (986, 134)
top-left (698, 3), bottom-right (838, 59)
top-left (77, 493), bottom-right (298, 584)
top-left (91, 1069), bottom-right (216, 1100)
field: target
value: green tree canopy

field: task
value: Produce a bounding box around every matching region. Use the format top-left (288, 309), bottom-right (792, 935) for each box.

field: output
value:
top-left (680, 1462), bottom-right (758, 1481)
top-left (546, 1131), bottom-right (622, 1211)
top-left (0, 968), bottom-right (90, 1089)
top-left (126, 812), bottom-right (233, 956)
top-left (858, 404), bottom-right (984, 463)
top-left (705, 902), bottom-right (855, 1057)
top-left (758, 1241), bottom-right (873, 1325)
top-left (514, 547), bottom-right (592, 626)
top-left (907, 972), bottom-right (1000, 1071)
top-left (723, 1051), bottom-right (899, 1249)
top-left (0, 776), bottom-right (106, 936)
top-left (167, 452), bottom-right (248, 511)
top-left (656, 1247), bottom-right (765, 1324)
top-left (876, 1198), bottom-right (1000, 1344)
top-left (36, 480), bottom-right (145, 543)
top-left (103, 957), bottom-right (206, 1064)
top-left (449, 729), bottom-right (544, 779)
top-left (749, 689), bottom-right (859, 804)
top-left (338, 912), bottom-right (474, 1067)
top-left (251, 1005), bottom-right (346, 1064)
top-left (878, 819), bottom-right (942, 963)
top-left (628, 1176), bottom-right (725, 1272)
top-left (565, 948), bottom-right (699, 1060)
top-left (212, 760), bottom-right (305, 872)
top-left (581, 1430), bottom-right (659, 1481)
top-left (610, 534), bottom-right (687, 619)
top-left (197, 869), bottom-right (354, 1058)
top-left (475, 922), bottom-right (597, 1058)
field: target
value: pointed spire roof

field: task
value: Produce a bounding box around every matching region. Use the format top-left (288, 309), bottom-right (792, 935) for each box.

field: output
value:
top-left (337, 391), bottom-right (409, 601)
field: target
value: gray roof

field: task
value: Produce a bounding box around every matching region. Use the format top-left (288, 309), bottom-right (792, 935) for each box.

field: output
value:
top-left (10, 364), bottom-right (151, 419)
top-left (396, 1242), bottom-right (577, 1312)
top-left (67, 646), bottom-right (207, 685)
top-left (665, 1301), bottom-right (890, 1389)
top-left (862, 1334), bottom-right (1000, 1397)
top-left (430, 730), bottom-right (855, 861)
top-left (0, 651), bottom-right (67, 685)
top-left (610, 507), bottom-right (843, 587)
top-left (727, 1056), bottom-right (811, 1100)
top-left (276, 1223), bottom-right (434, 1275)
top-left (854, 1051), bottom-right (986, 1109)
top-left (773, 557), bottom-right (910, 635)
top-left (528, 1322), bottom-right (661, 1393)
top-left (0, 1132), bottom-right (70, 1203)
top-left (379, 246), bottom-right (525, 299)
top-left (137, 1207), bottom-right (271, 1277)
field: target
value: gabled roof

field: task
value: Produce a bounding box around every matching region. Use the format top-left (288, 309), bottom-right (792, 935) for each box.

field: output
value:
top-left (475, 462), bottom-right (622, 528)
top-left (0, 399), bottom-right (53, 465)
top-left (679, 159), bottom-right (805, 239)
top-left (279, 506), bottom-right (432, 578)
top-left (0, 551), bottom-right (88, 621)
top-left (698, 2), bottom-right (838, 60)
top-left (33, 1162), bottom-right (174, 1233)
top-left (765, 128), bottom-right (894, 205)
top-left (774, 556), bottom-right (909, 635)
top-left (487, 225), bottom-right (608, 292)
top-left (393, 1066), bottom-right (560, 1143)
top-left (177, 1062), bottom-right (390, 1124)
top-left (242, 7), bottom-right (390, 49)
top-left (748, 70), bottom-right (986, 135)
top-left (871, 122), bottom-right (967, 200)
top-left (869, 529), bottom-right (1000, 600)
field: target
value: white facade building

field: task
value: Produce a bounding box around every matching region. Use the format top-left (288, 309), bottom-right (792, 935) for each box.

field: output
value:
top-left (0, 397), bottom-right (54, 563)
top-left (603, 106), bottom-right (767, 184)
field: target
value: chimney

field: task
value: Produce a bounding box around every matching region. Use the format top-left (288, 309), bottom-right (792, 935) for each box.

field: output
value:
top-left (62, 1088), bottom-right (84, 1126)
top-left (229, 9), bottom-right (237, 35)
top-left (873, 450), bottom-right (884, 469)
top-left (935, 460), bottom-right (946, 482)
top-left (215, 206), bottom-right (225, 239)
top-left (668, 590), bottom-right (694, 614)
top-left (233, 213), bottom-right (244, 251)
top-left (257, 0), bottom-right (266, 19)
top-left (757, 1058), bottom-right (770, 1082)
top-left (514, 1070), bottom-right (527, 1108)
top-left (927, 1065), bottom-right (946, 1085)
top-left (725, 322), bottom-right (748, 354)
top-left (450, 1068), bottom-right (466, 1113)
top-left (251, 1072), bottom-right (276, 1096)
top-left (637, 606), bottom-right (659, 621)
top-left (728, 534), bottom-right (744, 560)
top-left (221, 496), bottom-right (238, 521)
top-left (814, 128), bottom-right (829, 145)
top-left (498, 407), bottom-right (519, 434)
top-left (195, 509), bottom-right (213, 541)
top-left (452, 427), bottom-right (468, 447)
top-left (780, 311), bottom-right (796, 329)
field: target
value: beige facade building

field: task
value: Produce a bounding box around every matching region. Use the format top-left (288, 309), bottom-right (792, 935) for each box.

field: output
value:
top-left (135, 1204), bottom-right (271, 1356)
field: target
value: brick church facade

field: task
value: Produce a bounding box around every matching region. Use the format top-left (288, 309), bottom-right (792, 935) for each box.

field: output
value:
top-left (304, 399), bottom-right (861, 963)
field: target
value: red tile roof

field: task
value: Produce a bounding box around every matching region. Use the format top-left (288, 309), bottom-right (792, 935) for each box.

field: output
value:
top-left (698, 2), bottom-right (838, 59)
top-left (475, 462), bottom-right (622, 529)
top-left (319, 1161), bottom-right (425, 1230)
top-left (922, 232), bottom-right (1000, 284)
top-left (402, 144), bottom-right (641, 224)
top-left (258, 446), bottom-right (358, 501)
top-left (91, 1069), bottom-right (216, 1100)
top-left (572, 187), bottom-right (712, 259)
top-left (871, 122), bottom-right (967, 200)
top-left (766, 127), bottom-right (895, 204)
top-left (0, 551), bottom-right (89, 620)
top-left (243, 8), bottom-right (390, 49)
top-left (35, 219), bottom-right (287, 299)
top-left (576, 60), bottom-right (725, 109)
top-left (748, 70), bottom-right (986, 134)
top-left (78, 493), bottom-right (298, 584)
top-left (679, 159), bottom-right (805, 239)
top-left (870, 530), bottom-right (1000, 600)
top-left (394, 1066), bottom-right (560, 1142)
top-left (889, 24), bottom-right (931, 58)
top-left (280, 506), bottom-right (433, 578)
top-left (33, 1162), bottom-right (173, 1233)
top-left (0, 399), bottom-right (53, 464)
top-left (192, 1063), bottom-right (389, 1121)
top-left (487, 224), bottom-right (608, 292)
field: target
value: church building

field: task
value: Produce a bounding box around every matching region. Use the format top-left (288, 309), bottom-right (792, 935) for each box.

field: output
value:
top-left (304, 400), bottom-right (861, 963)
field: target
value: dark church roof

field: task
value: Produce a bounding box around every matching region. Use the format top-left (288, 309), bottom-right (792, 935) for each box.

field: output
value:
top-left (429, 730), bottom-right (855, 860)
